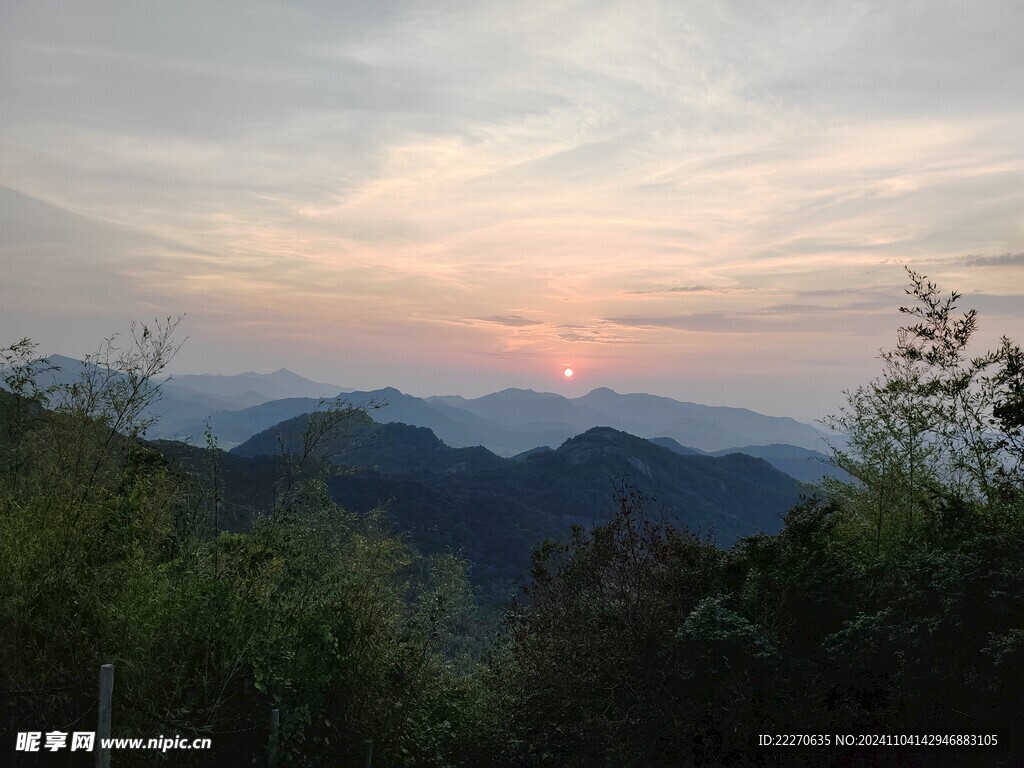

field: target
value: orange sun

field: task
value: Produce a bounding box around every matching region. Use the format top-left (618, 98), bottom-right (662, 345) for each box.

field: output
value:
top-left (563, 367), bottom-right (574, 379)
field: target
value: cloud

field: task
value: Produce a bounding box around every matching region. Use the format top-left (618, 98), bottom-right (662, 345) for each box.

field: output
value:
top-left (2, 0), bottom-right (1023, 419)
top-left (555, 326), bottom-right (646, 345)
top-left (628, 285), bottom-right (719, 295)
top-left (962, 253), bottom-right (1024, 267)
top-left (477, 315), bottom-right (544, 327)
top-left (604, 300), bottom-right (896, 335)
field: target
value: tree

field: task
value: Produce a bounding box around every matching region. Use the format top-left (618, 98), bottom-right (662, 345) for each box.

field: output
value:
top-left (824, 269), bottom-right (1024, 551)
top-left (1, 323), bottom-right (486, 767)
top-left (497, 484), bottom-right (772, 767)
top-left (0, 320), bottom-right (188, 743)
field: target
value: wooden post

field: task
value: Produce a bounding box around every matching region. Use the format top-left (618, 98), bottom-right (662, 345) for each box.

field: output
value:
top-left (96, 663), bottom-right (114, 768)
top-left (267, 708), bottom-right (280, 768)
top-left (363, 739), bottom-right (373, 768)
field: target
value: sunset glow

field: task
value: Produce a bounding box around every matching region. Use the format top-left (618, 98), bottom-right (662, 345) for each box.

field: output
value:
top-left (563, 367), bottom-right (575, 379)
top-left (1, 2), bottom-right (1022, 420)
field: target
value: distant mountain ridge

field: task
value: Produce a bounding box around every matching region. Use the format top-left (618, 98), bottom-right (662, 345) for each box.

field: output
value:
top-left (32, 356), bottom-right (346, 441)
top-left (30, 356), bottom-right (839, 463)
top-left (651, 439), bottom-right (852, 485)
top-left (708, 444), bottom-right (853, 484)
top-left (230, 416), bottom-right (810, 585)
top-left (427, 386), bottom-right (833, 453)
top-left (12, 356), bottom-right (832, 590)
top-left (165, 368), bottom-right (347, 402)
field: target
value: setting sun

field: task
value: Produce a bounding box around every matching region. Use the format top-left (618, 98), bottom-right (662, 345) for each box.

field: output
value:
top-left (563, 367), bottom-right (574, 379)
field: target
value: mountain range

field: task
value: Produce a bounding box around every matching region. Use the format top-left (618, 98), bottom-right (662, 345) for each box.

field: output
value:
top-left (227, 411), bottom-right (811, 590)
top-left (12, 356), bottom-right (848, 593)
top-left (140, 369), bottom-right (834, 449)
top-left (34, 356), bottom-right (846, 484)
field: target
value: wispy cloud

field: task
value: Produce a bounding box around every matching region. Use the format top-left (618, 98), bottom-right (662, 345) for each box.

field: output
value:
top-left (628, 285), bottom-right (721, 295)
top-left (477, 316), bottom-right (544, 328)
top-left (555, 325), bottom-right (646, 345)
top-left (604, 305), bottom-right (894, 336)
top-left (962, 252), bottom-right (1024, 267)
top-left (2, 0), bottom-right (1022, 419)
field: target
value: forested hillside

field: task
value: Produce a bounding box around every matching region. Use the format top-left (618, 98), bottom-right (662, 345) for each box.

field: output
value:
top-left (231, 414), bottom-right (806, 590)
top-left (3, 272), bottom-right (1024, 766)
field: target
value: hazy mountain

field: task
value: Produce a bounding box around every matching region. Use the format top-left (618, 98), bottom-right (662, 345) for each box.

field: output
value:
top-left (39, 356), bottom-right (266, 410)
top-left (510, 446), bottom-right (554, 461)
top-left (7, 358), bottom-right (815, 592)
top-left (147, 382), bottom-right (838, 456)
top-left (177, 396), bottom-right (325, 447)
top-left (708, 444), bottom-right (852, 485)
top-left (431, 388), bottom-right (611, 428)
top-left (188, 388), bottom-right (570, 452)
top-left (165, 368), bottom-right (345, 401)
top-left (650, 436), bottom-right (852, 484)
top-left (647, 437), bottom-right (705, 456)
top-left (233, 409), bottom-right (506, 476)
top-left (150, 386), bottom-right (391, 447)
top-left (581, 388), bottom-right (830, 451)
top-left (429, 386), bottom-right (831, 453)
top-left (147, 385), bottom-right (269, 440)
top-left (517, 427), bottom-right (805, 539)
top-left (35, 354), bottom-right (121, 389)
top-left (160, 382), bottom-right (269, 411)
top-left (27, 356), bottom-right (267, 441)
top-left (231, 418), bottom-right (808, 585)
top-left (25, 356), bottom-right (838, 459)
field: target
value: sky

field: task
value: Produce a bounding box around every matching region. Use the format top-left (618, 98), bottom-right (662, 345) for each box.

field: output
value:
top-left (2, 0), bottom-right (1023, 422)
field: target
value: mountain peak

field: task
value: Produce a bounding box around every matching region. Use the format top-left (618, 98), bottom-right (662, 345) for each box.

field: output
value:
top-left (558, 425), bottom-right (641, 452)
top-left (475, 387), bottom-right (559, 403)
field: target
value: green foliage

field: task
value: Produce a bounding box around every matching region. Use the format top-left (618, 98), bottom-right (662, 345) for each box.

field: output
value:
top-left (489, 271), bottom-right (1024, 767)
top-left (824, 269), bottom-right (1024, 556)
top-left (6, 271), bottom-right (1024, 767)
top-left (0, 327), bottom-right (485, 767)
top-left (495, 486), bottom-right (747, 767)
